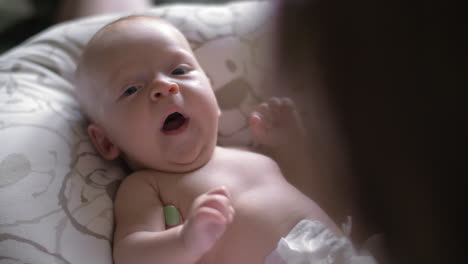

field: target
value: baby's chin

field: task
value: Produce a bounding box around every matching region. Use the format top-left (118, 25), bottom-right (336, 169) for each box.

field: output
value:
top-left (126, 143), bottom-right (216, 174)
top-left (164, 144), bottom-right (216, 173)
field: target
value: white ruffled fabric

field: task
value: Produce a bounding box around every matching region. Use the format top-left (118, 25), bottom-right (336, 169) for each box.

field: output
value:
top-left (265, 220), bottom-right (378, 264)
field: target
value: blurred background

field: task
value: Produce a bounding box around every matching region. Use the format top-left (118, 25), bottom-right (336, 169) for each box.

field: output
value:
top-left (0, 0), bottom-right (243, 53)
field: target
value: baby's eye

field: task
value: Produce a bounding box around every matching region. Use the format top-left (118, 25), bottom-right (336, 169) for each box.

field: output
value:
top-left (122, 85), bottom-right (142, 97)
top-left (171, 68), bottom-right (188, 75)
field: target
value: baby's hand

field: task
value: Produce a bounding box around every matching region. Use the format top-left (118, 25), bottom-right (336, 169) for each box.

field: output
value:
top-left (250, 97), bottom-right (305, 149)
top-left (181, 186), bottom-right (235, 256)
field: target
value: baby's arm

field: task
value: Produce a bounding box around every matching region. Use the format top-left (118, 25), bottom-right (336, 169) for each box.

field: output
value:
top-left (113, 172), bottom-right (234, 264)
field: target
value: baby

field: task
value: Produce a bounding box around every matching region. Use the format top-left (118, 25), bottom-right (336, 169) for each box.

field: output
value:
top-left (75, 15), bottom-right (344, 264)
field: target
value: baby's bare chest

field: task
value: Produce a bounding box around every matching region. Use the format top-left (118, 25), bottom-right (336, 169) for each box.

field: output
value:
top-left (157, 161), bottom-right (278, 219)
top-left (154, 163), bottom-right (314, 263)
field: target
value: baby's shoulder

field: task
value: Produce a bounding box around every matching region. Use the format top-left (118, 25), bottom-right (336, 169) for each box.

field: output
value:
top-left (118, 169), bottom-right (160, 190)
top-left (216, 146), bottom-right (280, 169)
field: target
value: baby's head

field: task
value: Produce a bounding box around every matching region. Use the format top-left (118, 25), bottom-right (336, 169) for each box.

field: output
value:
top-left (75, 15), bottom-right (220, 173)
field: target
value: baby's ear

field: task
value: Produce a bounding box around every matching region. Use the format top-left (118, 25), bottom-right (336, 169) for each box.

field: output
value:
top-left (88, 124), bottom-right (120, 160)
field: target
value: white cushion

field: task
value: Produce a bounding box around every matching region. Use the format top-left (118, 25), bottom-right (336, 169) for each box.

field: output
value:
top-left (0, 1), bottom-right (272, 263)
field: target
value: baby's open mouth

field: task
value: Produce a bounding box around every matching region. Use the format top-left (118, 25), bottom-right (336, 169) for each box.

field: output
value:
top-left (162, 112), bottom-right (188, 133)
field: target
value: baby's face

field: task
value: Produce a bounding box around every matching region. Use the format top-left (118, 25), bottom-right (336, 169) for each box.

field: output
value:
top-left (81, 18), bottom-right (220, 172)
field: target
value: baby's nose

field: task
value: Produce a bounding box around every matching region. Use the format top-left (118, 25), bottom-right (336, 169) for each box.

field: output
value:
top-left (150, 81), bottom-right (179, 100)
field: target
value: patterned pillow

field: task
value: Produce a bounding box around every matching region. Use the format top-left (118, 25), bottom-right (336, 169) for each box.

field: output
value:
top-left (0, 1), bottom-right (272, 263)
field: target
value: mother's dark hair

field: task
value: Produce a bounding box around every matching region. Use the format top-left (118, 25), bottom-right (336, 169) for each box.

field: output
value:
top-left (274, 0), bottom-right (465, 263)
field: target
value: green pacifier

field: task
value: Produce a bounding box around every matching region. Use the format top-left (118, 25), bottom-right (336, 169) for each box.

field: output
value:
top-left (164, 205), bottom-right (180, 226)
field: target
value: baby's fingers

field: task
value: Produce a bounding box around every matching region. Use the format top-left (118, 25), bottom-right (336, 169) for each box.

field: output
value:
top-left (192, 186), bottom-right (235, 223)
top-left (201, 195), bottom-right (234, 223)
top-left (205, 186), bottom-right (231, 199)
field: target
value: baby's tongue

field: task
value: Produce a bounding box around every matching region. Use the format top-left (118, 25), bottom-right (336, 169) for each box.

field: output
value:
top-left (163, 112), bottom-right (185, 131)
